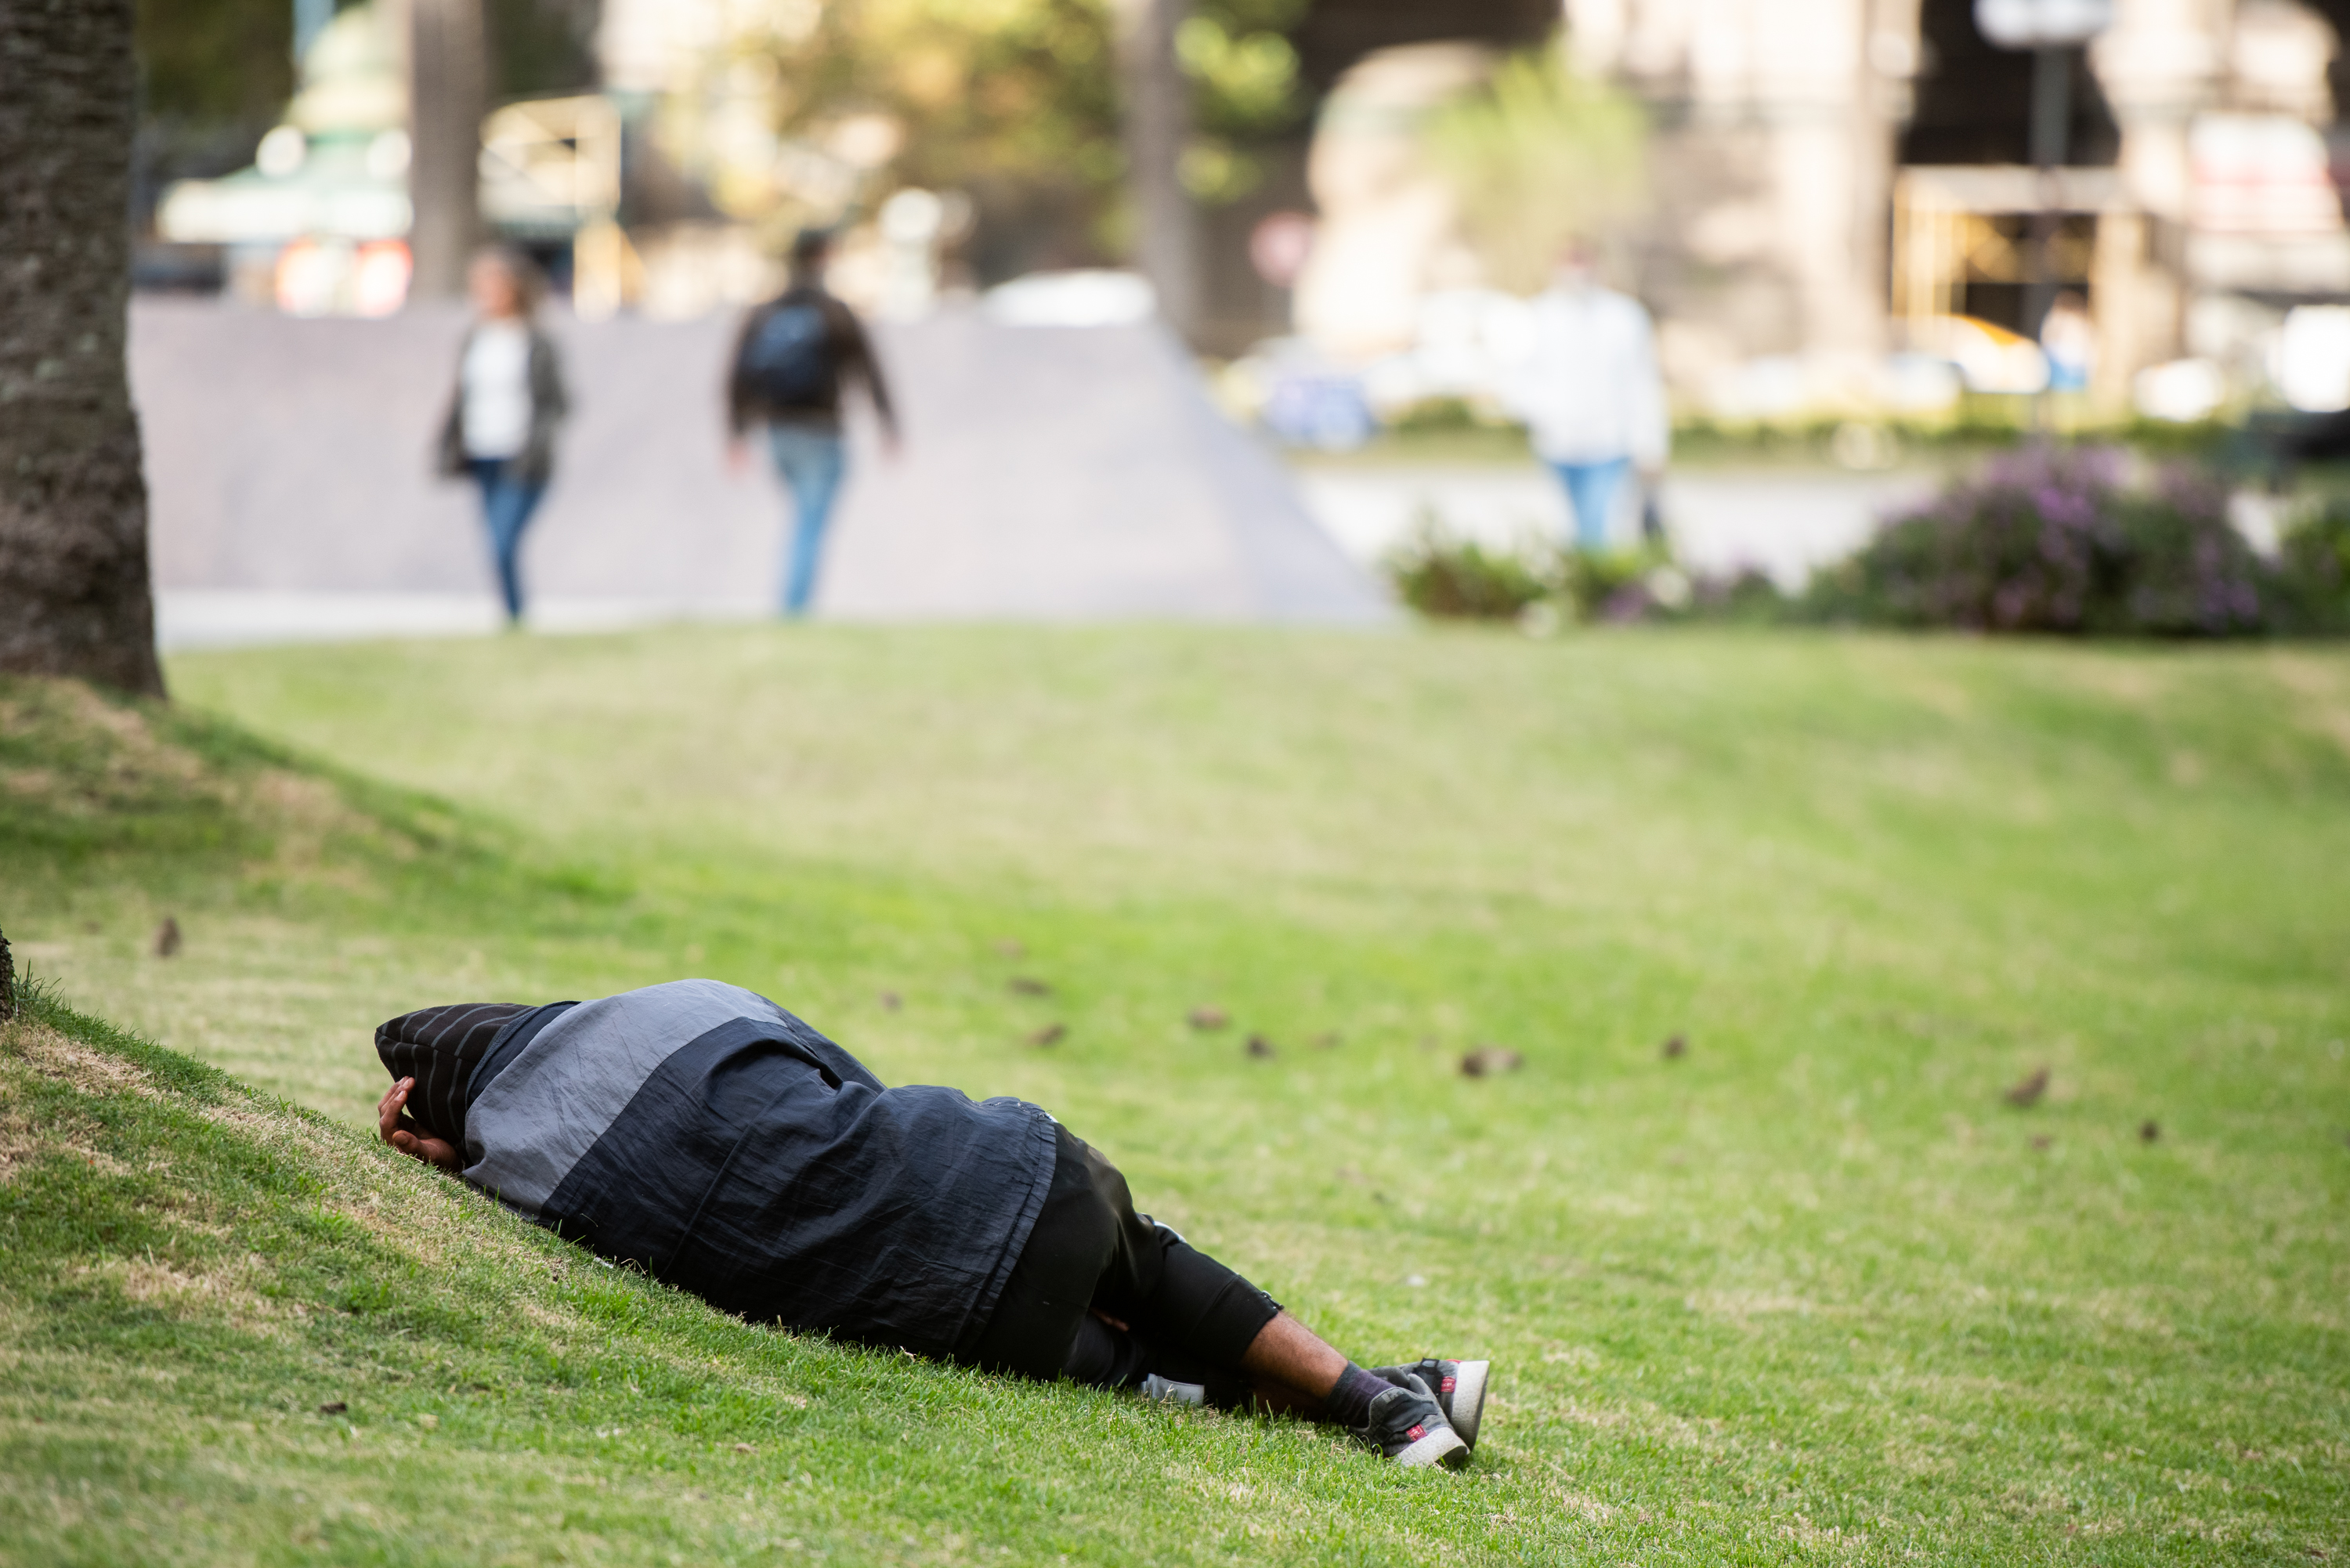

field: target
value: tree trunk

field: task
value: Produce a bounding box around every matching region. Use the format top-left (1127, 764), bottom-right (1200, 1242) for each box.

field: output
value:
top-left (1115, 0), bottom-right (1200, 343)
top-left (0, 0), bottom-right (165, 697)
top-left (407, 0), bottom-right (488, 299)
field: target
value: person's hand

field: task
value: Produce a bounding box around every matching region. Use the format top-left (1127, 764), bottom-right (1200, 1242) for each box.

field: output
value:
top-left (378, 1076), bottom-right (461, 1172)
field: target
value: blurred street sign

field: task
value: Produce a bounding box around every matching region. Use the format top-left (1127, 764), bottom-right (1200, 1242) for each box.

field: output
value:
top-left (1974, 0), bottom-right (2112, 49)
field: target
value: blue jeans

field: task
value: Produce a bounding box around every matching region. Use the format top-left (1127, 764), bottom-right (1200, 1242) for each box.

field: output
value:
top-left (468, 459), bottom-right (547, 622)
top-left (1548, 457), bottom-right (1632, 553)
top-left (767, 425), bottom-right (848, 616)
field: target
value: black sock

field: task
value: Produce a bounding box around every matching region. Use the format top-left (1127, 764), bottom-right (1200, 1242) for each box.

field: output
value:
top-left (1322, 1361), bottom-right (1391, 1429)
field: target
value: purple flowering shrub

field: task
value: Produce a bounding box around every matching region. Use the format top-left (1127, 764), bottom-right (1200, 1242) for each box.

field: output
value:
top-left (1806, 447), bottom-right (2269, 636)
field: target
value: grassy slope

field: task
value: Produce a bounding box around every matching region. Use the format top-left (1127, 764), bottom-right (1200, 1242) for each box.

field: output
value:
top-left (2, 994), bottom-right (1429, 1567)
top-left (3, 626), bottom-right (2348, 1564)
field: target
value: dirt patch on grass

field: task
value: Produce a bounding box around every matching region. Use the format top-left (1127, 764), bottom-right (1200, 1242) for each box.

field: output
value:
top-left (0, 680), bottom-right (208, 813)
top-left (239, 768), bottom-right (379, 885)
top-left (63, 1253), bottom-right (283, 1331)
top-left (0, 1021), bottom-right (157, 1181)
top-left (5, 1019), bottom-right (163, 1103)
top-left (0, 675), bottom-right (404, 891)
top-left (0, 1091), bottom-right (42, 1182)
top-left (2266, 652), bottom-right (2350, 761)
top-left (2059, 659), bottom-right (2171, 707)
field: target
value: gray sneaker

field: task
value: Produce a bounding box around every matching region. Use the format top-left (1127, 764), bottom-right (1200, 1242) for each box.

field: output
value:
top-left (1371, 1359), bottom-right (1489, 1451)
top-left (1352, 1373), bottom-right (1470, 1469)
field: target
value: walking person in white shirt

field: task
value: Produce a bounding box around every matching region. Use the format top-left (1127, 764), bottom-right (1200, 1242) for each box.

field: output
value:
top-left (1505, 240), bottom-right (1668, 553)
top-left (436, 248), bottom-right (570, 624)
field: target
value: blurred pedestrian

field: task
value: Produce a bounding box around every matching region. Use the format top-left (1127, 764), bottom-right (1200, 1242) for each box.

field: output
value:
top-left (2041, 291), bottom-right (2094, 394)
top-left (727, 229), bottom-right (900, 618)
top-left (1505, 240), bottom-right (1668, 553)
top-left (436, 247), bottom-right (569, 625)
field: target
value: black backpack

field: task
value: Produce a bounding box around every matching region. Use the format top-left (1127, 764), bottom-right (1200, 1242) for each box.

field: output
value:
top-left (742, 298), bottom-right (835, 405)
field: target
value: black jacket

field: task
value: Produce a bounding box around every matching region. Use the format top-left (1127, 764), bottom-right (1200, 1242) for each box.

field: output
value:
top-left (376, 980), bottom-right (1056, 1360)
top-left (726, 287), bottom-right (898, 438)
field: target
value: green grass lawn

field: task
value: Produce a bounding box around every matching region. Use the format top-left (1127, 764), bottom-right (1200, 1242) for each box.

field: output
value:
top-left (3, 624), bottom-right (2347, 1565)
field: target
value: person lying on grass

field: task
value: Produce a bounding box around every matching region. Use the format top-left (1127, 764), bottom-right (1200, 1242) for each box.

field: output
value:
top-left (374, 978), bottom-right (1488, 1468)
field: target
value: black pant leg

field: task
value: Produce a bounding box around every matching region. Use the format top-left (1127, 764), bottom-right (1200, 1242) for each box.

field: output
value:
top-left (962, 1125), bottom-right (1116, 1378)
top-left (967, 1124), bottom-right (1282, 1394)
top-left (1075, 1139), bottom-right (1282, 1371)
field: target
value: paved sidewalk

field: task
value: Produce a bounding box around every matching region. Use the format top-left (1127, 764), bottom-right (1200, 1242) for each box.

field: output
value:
top-left (132, 301), bottom-right (1940, 650)
top-left (134, 301), bottom-right (1388, 645)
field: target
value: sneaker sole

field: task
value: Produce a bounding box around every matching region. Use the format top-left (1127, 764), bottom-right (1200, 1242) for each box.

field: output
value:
top-left (1138, 1375), bottom-right (1206, 1407)
top-left (1448, 1360), bottom-right (1489, 1451)
top-left (1392, 1425), bottom-right (1470, 1469)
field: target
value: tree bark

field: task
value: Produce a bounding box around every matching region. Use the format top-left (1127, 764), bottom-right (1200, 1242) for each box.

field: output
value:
top-left (0, 0), bottom-right (165, 697)
top-left (1115, 0), bottom-right (1201, 342)
top-left (407, 0), bottom-right (488, 299)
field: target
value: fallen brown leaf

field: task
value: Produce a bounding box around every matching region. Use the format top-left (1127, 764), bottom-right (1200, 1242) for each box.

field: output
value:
top-left (154, 916), bottom-right (182, 958)
top-left (1009, 977), bottom-right (1051, 997)
top-left (1661, 1034), bottom-right (1687, 1060)
top-left (1028, 1024), bottom-right (1065, 1047)
top-left (2005, 1067), bottom-right (2050, 1107)
top-left (1246, 1034), bottom-right (1275, 1058)
top-left (1187, 1006), bottom-right (1228, 1030)
top-left (1460, 1046), bottom-right (1524, 1078)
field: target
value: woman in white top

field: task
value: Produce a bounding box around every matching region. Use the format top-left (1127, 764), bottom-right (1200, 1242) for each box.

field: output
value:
top-left (436, 248), bottom-right (569, 623)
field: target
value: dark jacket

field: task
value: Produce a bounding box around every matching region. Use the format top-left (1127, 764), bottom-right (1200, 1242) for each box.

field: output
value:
top-left (437, 323), bottom-right (569, 486)
top-left (726, 287), bottom-right (898, 438)
top-left (375, 980), bottom-right (1057, 1360)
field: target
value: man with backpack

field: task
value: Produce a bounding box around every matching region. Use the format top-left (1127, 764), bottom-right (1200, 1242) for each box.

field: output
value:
top-left (727, 229), bottom-right (900, 616)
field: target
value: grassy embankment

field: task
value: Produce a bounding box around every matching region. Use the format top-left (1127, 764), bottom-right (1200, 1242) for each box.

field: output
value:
top-left (3, 626), bottom-right (2348, 1564)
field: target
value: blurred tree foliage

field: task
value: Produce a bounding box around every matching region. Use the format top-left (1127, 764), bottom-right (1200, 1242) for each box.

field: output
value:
top-left (136, 0), bottom-right (293, 127)
top-left (1419, 49), bottom-right (1647, 294)
top-left (1177, 0), bottom-right (1309, 200)
top-left (761, 0), bottom-right (1307, 273)
top-left (136, 0), bottom-right (595, 128)
top-left (486, 0), bottom-right (599, 101)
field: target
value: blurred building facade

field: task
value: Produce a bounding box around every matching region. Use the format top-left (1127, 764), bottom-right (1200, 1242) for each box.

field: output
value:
top-left (1600, 0), bottom-right (2343, 412)
top-left (143, 0), bottom-right (2348, 415)
top-left (1278, 0), bottom-right (2348, 417)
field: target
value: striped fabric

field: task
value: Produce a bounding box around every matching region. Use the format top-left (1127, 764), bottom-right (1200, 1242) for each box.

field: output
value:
top-left (373, 1002), bottom-right (533, 1143)
top-left (378, 980), bottom-right (1060, 1360)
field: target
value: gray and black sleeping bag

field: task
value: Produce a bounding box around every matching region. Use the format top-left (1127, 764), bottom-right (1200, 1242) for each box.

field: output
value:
top-left (375, 979), bottom-right (1058, 1360)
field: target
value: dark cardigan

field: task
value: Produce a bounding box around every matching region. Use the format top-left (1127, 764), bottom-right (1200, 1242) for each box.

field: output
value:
top-left (436, 323), bottom-right (569, 486)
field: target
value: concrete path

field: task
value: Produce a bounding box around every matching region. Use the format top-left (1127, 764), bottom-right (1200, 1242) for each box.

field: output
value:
top-left (132, 299), bottom-right (1935, 649)
top-left (134, 300), bottom-right (1389, 648)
